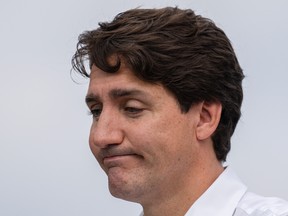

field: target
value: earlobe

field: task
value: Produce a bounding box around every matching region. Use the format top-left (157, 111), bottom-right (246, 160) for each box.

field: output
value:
top-left (196, 101), bottom-right (222, 141)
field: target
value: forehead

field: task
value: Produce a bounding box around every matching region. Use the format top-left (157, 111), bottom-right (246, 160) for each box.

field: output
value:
top-left (88, 64), bottom-right (149, 90)
top-left (86, 64), bottom-right (181, 107)
top-left (86, 64), bottom-right (183, 113)
top-left (87, 64), bottom-right (165, 100)
top-left (90, 63), bottom-right (137, 81)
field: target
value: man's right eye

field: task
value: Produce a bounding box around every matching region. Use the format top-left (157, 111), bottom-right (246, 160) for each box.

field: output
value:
top-left (89, 108), bottom-right (102, 120)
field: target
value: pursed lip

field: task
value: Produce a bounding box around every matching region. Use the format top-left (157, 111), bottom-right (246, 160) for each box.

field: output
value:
top-left (99, 149), bottom-right (141, 168)
top-left (103, 153), bottom-right (138, 165)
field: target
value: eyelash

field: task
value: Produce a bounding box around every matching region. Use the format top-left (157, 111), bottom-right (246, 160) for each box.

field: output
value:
top-left (88, 108), bottom-right (102, 119)
top-left (88, 106), bottom-right (143, 120)
top-left (124, 107), bottom-right (143, 115)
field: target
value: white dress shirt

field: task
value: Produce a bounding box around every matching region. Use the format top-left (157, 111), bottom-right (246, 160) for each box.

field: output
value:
top-left (139, 167), bottom-right (288, 216)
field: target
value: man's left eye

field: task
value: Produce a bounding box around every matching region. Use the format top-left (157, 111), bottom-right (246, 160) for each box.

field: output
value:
top-left (124, 107), bottom-right (143, 114)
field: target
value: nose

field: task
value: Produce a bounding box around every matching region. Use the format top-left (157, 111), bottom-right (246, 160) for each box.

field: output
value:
top-left (89, 109), bottom-right (124, 149)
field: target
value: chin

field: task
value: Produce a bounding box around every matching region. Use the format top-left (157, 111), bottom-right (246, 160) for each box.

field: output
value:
top-left (108, 180), bottom-right (144, 203)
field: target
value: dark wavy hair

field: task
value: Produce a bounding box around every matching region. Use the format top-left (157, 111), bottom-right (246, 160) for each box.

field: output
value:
top-left (72, 7), bottom-right (244, 161)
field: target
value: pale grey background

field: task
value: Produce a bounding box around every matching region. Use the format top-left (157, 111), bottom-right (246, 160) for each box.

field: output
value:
top-left (0, 0), bottom-right (287, 215)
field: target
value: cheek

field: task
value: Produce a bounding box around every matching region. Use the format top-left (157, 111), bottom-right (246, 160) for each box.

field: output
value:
top-left (150, 117), bottom-right (195, 155)
top-left (88, 131), bottom-right (102, 163)
top-left (88, 130), bottom-right (94, 153)
top-left (127, 117), bottom-right (185, 155)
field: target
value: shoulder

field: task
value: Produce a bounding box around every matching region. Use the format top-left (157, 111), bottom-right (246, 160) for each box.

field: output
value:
top-left (234, 192), bottom-right (288, 216)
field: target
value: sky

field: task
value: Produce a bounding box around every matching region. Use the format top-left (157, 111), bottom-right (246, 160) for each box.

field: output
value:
top-left (0, 0), bottom-right (288, 215)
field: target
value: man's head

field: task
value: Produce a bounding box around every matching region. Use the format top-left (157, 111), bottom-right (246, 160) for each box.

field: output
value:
top-left (72, 7), bottom-right (244, 162)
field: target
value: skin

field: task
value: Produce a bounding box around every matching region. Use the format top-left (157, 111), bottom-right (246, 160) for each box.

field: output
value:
top-left (86, 60), bottom-right (224, 216)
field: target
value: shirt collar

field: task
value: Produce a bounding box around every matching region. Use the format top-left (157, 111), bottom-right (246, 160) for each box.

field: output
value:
top-left (185, 166), bottom-right (247, 216)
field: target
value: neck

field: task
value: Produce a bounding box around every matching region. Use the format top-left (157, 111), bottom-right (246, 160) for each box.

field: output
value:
top-left (141, 146), bottom-right (224, 216)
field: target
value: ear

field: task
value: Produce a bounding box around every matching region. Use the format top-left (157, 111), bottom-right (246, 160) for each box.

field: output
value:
top-left (196, 101), bottom-right (222, 141)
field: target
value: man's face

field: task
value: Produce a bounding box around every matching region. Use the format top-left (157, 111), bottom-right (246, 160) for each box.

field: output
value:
top-left (86, 63), bottom-right (202, 204)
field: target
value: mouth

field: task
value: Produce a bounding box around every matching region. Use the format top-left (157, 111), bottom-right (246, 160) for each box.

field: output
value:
top-left (103, 153), bottom-right (137, 162)
top-left (102, 153), bottom-right (141, 169)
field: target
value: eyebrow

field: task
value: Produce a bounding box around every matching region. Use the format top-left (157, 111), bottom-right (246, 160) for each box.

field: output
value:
top-left (85, 88), bottom-right (149, 105)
